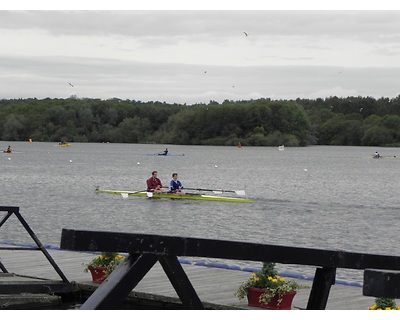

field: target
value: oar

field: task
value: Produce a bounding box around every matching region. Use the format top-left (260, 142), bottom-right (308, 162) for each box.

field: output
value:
top-left (184, 187), bottom-right (246, 196)
top-left (146, 189), bottom-right (169, 197)
top-left (95, 187), bottom-right (149, 198)
top-left (125, 190), bottom-right (153, 198)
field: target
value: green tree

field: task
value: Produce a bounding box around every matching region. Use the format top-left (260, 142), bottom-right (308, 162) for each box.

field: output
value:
top-left (2, 114), bottom-right (25, 140)
top-left (361, 126), bottom-right (393, 146)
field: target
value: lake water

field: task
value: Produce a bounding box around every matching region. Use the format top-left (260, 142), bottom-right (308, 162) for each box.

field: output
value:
top-left (1, 141), bottom-right (399, 284)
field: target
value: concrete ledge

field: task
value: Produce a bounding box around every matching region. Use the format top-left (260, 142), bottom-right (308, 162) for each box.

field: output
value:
top-left (77, 282), bottom-right (245, 310)
top-left (0, 293), bottom-right (61, 309)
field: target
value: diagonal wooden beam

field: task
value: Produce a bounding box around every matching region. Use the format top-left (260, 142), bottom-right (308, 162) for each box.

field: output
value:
top-left (159, 255), bottom-right (204, 309)
top-left (80, 253), bottom-right (160, 309)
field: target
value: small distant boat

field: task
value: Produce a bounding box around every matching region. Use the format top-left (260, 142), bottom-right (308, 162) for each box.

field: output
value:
top-left (58, 143), bottom-right (71, 147)
top-left (278, 145), bottom-right (285, 151)
top-left (146, 153), bottom-right (185, 156)
top-left (372, 155), bottom-right (398, 160)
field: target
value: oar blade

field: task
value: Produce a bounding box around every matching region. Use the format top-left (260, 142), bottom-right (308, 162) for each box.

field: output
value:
top-left (212, 189), bottom-right (246, 195)
top-left (121, 193), bottom-right (129, 199)
top-left (146, 192), bottom-right (154, 197)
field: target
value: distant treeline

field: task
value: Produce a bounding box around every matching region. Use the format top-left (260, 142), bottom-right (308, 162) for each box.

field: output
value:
top-left (1, 95), bottom-right (400, 147)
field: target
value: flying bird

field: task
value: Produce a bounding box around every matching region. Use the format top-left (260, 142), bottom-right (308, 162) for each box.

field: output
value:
top-left (68, 82), bottom-right (74, 87)
top-left (243, 32), bottom-right (248, 37)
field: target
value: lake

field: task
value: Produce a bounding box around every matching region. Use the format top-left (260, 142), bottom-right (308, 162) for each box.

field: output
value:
top-left (1, 141), bottom-right (399, 283)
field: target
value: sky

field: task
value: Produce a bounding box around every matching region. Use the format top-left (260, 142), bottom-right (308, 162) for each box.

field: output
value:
top-left (1, 2), bottom-right (400, 105)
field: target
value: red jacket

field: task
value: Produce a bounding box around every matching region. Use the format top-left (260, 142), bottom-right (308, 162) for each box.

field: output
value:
top-left (146, 177), bottom-right (162, 191)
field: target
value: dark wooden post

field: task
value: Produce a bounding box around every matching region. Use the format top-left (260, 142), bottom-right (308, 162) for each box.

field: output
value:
top-left (363, 269), bottom-right (400, 299)
top-left (306, 267), bottom-right (336, 310)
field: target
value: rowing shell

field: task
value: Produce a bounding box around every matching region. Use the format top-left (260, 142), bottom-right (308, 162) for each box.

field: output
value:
top-left (95, 189), bottom-right (252, 203)
top-left (145, 153), bottom-right (185, 156)
top-left (372, 156), bottom-right (399, 160)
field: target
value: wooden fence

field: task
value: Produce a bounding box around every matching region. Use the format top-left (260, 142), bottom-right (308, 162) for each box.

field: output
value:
top-left (60, 228), bottom-right (400, 310)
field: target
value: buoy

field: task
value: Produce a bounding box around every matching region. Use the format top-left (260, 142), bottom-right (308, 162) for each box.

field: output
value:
top-left (137, 162), bottom-right (140, 165)
top-left (215, 165), bottom-right (218, 168)
top-left (69, 160), bottom-right (72, 163)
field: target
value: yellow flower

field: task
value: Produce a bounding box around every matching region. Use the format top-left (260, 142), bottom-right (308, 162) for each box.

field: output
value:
top-left (272, 279), bottom-right (278, 283)
top-left (268, 276), bottom-right (273, 281)
top-left (251, 273), bottom-right (256, 278)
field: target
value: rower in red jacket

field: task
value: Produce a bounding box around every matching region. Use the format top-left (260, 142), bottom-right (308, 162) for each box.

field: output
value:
top-left (146, 171), bottom-right (165, 193)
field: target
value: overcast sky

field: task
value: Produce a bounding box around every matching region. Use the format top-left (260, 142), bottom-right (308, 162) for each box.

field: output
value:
top-left (1, 4), bottom-right (400, 104)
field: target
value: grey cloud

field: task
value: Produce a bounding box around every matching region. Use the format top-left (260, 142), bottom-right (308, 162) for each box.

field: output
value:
top-left (2, 10), bottom-right (400, 43)
top-left (1, 54), bottom-right (399, 104)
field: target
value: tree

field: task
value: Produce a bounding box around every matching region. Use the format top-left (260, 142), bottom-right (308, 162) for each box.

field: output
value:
top-left (361, 126), bottom-right (393, 146)
top-left (1, 114), bottom-right (25, 140)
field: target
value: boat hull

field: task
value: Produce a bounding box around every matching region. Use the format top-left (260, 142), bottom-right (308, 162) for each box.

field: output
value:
top-left (145, 153), bottom-right (185, 156)
top-left (96, 189), bottom-right (252, 203)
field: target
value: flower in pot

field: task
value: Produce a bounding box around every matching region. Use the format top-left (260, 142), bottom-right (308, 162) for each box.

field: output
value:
top-left (369, 297), bottom-right (400, 310)
top-left (235, 262), bottom-right (299, 309)
top-left (84, 252), bottom-right (125, 283)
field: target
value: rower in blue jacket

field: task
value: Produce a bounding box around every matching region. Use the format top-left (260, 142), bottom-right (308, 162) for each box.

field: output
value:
top-left (169, 173), bottom-right (184, 194)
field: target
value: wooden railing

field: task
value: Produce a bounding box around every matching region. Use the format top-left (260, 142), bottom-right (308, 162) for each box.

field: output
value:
top-left (0, 206), bottom-right (69, 295)
top-left (60, 228), bottom-right (400, 310)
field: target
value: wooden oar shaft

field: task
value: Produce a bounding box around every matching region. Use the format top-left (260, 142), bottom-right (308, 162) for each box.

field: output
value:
top-left (184, 187), bottom-right (244, 194)
top-left (185, 187), bottom-right (230, 192)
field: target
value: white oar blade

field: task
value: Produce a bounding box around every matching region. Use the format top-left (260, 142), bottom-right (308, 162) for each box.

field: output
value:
top-left (146, 192), bottom-right (153, 197)
top-left (121, 193), bottom-right (128, 199)
top-left (235, 190), bottom-right (246, 196)
top-left (212, 190), bottom-right (223, 194)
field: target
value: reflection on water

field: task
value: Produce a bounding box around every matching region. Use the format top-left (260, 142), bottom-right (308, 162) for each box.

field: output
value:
top-left (1, 141), bottom-right (399, 283)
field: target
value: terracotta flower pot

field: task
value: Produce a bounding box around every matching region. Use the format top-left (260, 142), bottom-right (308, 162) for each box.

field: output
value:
top-left (247, 287), bottom-right (297, 310)
top-left (87, 265), bottom-right (108, 284)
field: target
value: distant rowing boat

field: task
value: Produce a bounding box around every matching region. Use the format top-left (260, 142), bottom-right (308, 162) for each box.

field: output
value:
top-left (58, 143), bottom-right (71, 147)
top-left (145, 153), bottom-right (185, 156)
top-left (372, 155), bottom-right (399, 160)
top-left (95, 188), bottom-right (252, 203)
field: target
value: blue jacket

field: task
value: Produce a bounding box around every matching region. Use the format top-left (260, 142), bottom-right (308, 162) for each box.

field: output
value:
top-left (170, 179), bottom-right (183, 191)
